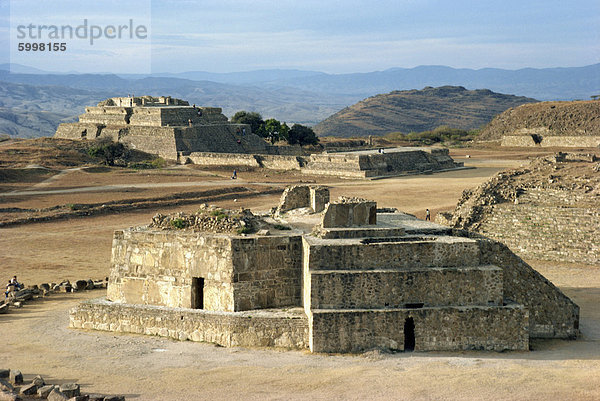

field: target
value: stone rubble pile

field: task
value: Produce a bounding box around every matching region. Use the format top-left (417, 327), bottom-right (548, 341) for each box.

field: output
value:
top-left (150, 204), bottom-right (261, 234)
top-left (335, 196), bottom-right (371, 204)
top-left (0, 369), bottom-right (125, 400)
top-left (0, 279), bottom-right (107, 315)
top-left (437, 153), bottom-right (600, 229)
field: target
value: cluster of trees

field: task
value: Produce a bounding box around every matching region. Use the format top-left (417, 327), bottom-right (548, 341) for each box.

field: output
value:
top-left (386, 126), bottom-right (479, 146)
top-left (230, 111), bottom-right (319, 146)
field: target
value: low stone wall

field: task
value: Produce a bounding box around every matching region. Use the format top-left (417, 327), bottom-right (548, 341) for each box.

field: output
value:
top-left (256, 155), bottom-right (302, 170)
top-left (70, 299), bottom-right (309, 349)
top-left (502, 135), bottom-right (600, 147)
top-left (187, 152), bottom-right (261, 167)
top-left (310, 305), bottom-right (529, 353)
top-left (302, 148), bottom-right (463, 178)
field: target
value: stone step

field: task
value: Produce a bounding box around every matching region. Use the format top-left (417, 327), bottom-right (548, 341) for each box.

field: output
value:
top-left (306, 265), bottom-right (503, 310)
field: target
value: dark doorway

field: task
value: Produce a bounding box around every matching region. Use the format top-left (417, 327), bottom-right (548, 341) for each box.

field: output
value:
top-left (404, 317), bottom-right (415, 352)
top-left (191, 277), bottom-right (204, 309)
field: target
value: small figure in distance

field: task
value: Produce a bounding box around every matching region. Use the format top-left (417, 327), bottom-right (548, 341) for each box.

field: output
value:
top-left (242, 127), bottom-right (246, 135)
top-left (236, 127), bottom-right (241, 135)
top-left (425, 209), bottom-right (431, 221)
top-left (231, 170), bottom-right (237, 180)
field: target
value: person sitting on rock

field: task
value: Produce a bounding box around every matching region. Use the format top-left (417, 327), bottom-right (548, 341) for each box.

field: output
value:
top-left (11, 276), bottom-right (23, 290)
top-left (5, 280), bottom-right (15, 299)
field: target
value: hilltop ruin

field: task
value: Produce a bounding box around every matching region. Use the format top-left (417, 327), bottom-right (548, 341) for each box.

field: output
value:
top-left (70, 185), bottom-right (579, 353)
top-left (54, 96), bottom-right (465, 178)
top-left (477, 100), bottom-right (600, 147)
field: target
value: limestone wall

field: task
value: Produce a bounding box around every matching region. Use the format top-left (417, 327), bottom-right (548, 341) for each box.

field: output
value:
top-left (70, 299), bottom-right (308, 349)
top-left (473, 236), bottom-right (579, 338)
top-left (107, 230), bottom-right (235, 311)
top-left (310, 306), bottom-right (528, 353)
top-left (303, 236), bottom-right (482, 271)
top-left (230, 236), bottom-right (303, 310)
top-left (187, 152), bottom-right (261, 167)
top-left (502, 135), bottom-right (600, 147)
top-left (308, 266), bottom-right (503, 309)
top-left (302, 148), bottom-right (463, 178)
top-left (55, 123), bottom-right (103, 140)
top-left (256, 155), bottom-right (302, 170)
top-left (120, 126), bottom-right (180, 159)
top-left (321, 201), bottom-right (377, 228)
top-left (107, 229), bottom-right (304, 313)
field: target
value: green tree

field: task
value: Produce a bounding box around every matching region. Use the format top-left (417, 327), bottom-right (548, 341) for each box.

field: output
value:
top-left (230, 111), bottom-right (264, 134)
top-left (87, 138), bottom-right (127, 166)
top-left (288, 124), bottom-right (319, 146)
top-left (263, 118), bottom-right (289, 144)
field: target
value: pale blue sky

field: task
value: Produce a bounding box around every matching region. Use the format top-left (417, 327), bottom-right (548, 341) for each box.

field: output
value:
top-left (1, 0), bottom-right (598, 73)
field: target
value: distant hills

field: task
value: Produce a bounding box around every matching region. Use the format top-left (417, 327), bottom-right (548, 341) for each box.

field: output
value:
top-left (314, 86), bottom-right (537, 137)
top-left (0, 63), bottom-right (597, 138)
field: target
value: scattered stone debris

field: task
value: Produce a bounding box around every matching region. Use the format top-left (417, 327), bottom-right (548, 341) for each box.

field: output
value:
top-left (0, 368), bottom-right (125, 401)
top-left (150, 204), bottom-right (261, 234)
top-left (1, 278), bottom-right (108, 316)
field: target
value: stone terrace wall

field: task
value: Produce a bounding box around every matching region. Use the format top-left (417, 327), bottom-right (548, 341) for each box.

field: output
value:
top-left (469, 188), bottom-right (599, 265)
top-left (474, 236), bottom-right (580, 338)
top-left (70, 299), bottom-right (308, 349)
top-left (308, 265), bottom-right (503, 309)
top-left (302, 148), bottom-right (463, 178)
top-left (230, 236), bottom-right (303, 310)
top-left (108, 229), bottom-right (304, 313)
top-left (187, 152), bottom-right (261, 167)
top-left (107, 230), bottom-right (235, 311)
top-left (502, 135), bottom-right (600, 147)
top-left (310, 306), bottom-right (528, 353)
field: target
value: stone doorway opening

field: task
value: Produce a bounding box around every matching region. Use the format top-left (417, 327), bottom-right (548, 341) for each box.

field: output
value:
top-left (191, 277), bottom-right (204, 309)
top-left (404, 317), bottom-right (415, 352)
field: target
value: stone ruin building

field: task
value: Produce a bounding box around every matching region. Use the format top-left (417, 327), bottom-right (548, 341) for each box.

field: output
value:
top-left (70, 185), bottom-right (579, 353)
top-left (55, 96), bottom-right (465, 179)
top-left (437, 152), bottom-right (600, 266)
top-left (477, 100), bottom-right (600, 148)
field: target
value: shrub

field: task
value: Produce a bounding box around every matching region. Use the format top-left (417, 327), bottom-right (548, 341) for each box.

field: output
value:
top-left (170, 218), bottom-right (187, 229)
top-left (87, 139), bottom-right (127, 166)
top-left (129, 157), bottom-right (166, 169)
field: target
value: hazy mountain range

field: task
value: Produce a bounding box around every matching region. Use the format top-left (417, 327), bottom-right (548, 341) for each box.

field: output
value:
top-left (0, 63), bottom-right (597, 138)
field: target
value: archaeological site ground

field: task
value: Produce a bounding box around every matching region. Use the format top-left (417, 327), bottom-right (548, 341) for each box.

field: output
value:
top-left (0, 96), bottom-right (599, 400)
top-left (1, 137), bottom-right (599, 399)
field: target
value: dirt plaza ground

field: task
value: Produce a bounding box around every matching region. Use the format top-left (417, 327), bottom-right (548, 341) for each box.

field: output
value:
top-left (1, 147), bottom-right (598, 400)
